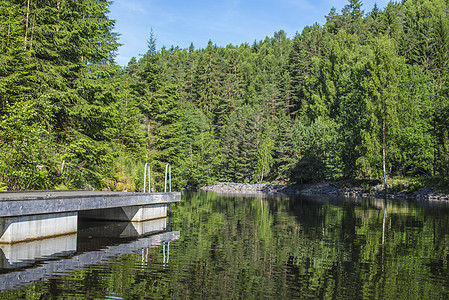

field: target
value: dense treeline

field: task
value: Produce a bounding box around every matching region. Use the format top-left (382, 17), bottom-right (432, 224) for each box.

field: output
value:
top-left (1, 0), bottom-right (448, 191)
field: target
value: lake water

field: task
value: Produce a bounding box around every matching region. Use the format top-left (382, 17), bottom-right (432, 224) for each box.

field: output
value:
top-left (1, 191), bottom-right (449, 299)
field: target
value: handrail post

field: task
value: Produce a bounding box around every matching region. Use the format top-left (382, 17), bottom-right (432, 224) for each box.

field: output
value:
top-left (165, 163), bottom-right (171, 192)
top-left (143, 163), bottom-right (151, 193)
top-left (163, 242), bottom-right (170, 269)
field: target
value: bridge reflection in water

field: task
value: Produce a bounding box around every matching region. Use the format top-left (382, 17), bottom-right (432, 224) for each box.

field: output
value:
top-left (0, 217), bottom-right (179, 292)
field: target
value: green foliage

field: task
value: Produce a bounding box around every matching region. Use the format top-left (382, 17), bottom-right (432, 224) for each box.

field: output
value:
top-left (220, 105), bottom-right (267, 183)
top-left (1, 0), bottom-right (448, 189)
top-left (0, 98), bottom-right (57, 190)
top-left (192, 41), bottom-right (223, 119)
top-left (254, 129), bottom-right (275, 183)
top-left (290, 118), bottom-right (343, 183)
top-left (147, 84), bottom-right (184, 190)
top-left (178, 104), bottom-right (222, 187)
top-left (62, 138), bottom-right (115, 189)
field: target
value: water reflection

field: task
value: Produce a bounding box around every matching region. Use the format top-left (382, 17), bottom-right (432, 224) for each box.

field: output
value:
top-left (170, 192), bottom-right (449, 299)
top-left (0, 217), bottom-right (179, 292)
top-left (2, 192), bottom-right (449, 299)
top-left (0, 234), bottom-right (77, 269)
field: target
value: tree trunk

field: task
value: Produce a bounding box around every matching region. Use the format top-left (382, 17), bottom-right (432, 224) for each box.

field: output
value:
top-left (24, 0), bottom-right (30, 50)
top-left (7, 18), bottom-right (11, 50)
top-left (146, 121), bottom-right (151, 155)
top-left (29, 13), bottom-right (35, 50)
top-left (382, 119), bottom-right (387, 193)
top-left (56, 0), bottom-right (60, 32)
top-left (81, 10), bottom-right (85, 63)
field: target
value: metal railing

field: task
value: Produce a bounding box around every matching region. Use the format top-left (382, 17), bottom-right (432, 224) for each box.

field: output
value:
top-left (143, 163), bottom-right (151, 193)
top-left (143, 162), bottom-right (172, 193)
top-left (165, 163), bottom-right (171, 192)
top-left (163, 242), bottom-right (170, 269)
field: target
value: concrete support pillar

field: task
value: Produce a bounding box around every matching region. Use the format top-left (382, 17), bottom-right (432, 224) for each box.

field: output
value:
top-left (125, 204), bottom-right (167, 221)
top-left (0, 212), bottom-right (78, 244)
top-left (80, 204), bottom-right (167, 222)
top-left (78, 218), bottom-right (168, 239)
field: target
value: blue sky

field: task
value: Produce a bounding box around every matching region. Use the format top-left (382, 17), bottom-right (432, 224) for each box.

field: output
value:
top-left (109, 0), bottom-right (391, 66)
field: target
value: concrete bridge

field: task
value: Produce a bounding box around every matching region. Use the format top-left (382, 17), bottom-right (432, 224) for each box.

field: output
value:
top-left (0, 190), bottom-right (181, 244)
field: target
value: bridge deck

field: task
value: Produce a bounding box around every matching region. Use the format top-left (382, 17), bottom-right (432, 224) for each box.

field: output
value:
top-left (0, 190), bottom-right (181, 217)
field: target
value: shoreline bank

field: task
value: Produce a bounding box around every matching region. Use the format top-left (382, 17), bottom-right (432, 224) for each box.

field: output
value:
top-left (200, 182), bottom-right (449, 201)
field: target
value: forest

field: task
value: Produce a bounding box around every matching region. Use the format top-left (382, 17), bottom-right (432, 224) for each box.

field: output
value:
top-left (0, 0), bottom-right (448, 191)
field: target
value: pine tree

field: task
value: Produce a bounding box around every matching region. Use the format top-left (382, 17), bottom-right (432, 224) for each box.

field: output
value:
top-left (288, 24), bottom-right (323, 117)
top-left (0, 0), bottom-right (34, 110)
top-left (148, 83), bottom-right (184, 189)
top-left (216, 48), bottom-right (244, 130)
top-left (142, 29), bottom-right (162, 95)
top-left (193, 41), bottom-right (223, 119)
top-left (178, 104), bottom-right (222, 186)
top-left (341, 0), bottom-right (364, 35)
top-left (0, 0), bottom-right (56, 189)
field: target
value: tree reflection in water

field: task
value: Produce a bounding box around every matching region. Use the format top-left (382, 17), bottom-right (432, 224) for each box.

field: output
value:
top-left (2, 192), bottom-right (449, 299)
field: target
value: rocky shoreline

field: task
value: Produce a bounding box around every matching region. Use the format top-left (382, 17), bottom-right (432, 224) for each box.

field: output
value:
top-left (200, 182), bottom-right (449, 201)
top-left (200, 182), bottom-right (298, 194)
top-left (298, 182), bottom-right (449, 201)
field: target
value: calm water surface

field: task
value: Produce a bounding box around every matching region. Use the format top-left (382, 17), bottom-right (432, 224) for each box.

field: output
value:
top-left (1, 192), bottom-right (449, 299)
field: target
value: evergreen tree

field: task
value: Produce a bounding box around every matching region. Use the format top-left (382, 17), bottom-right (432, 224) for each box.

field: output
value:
top-left (288, 24), bottom-right (323, 117)
top-left (273, 113), bottom-right (299, 182)
top-left (0, 0), bottom-right (56, 189)
top-left (148, 83), bottom-right (184, 189)
top-left (178, 104), bottom-right (222, 186)
top-left (142, 29), bottom-right (162, 95)
top-left (216, 48), bottom-right (244, 130)
top-left (341, 0), bottom-right (364, 35)
top-left (220, 105), bottom-right (262, 182)
top-left (193, 41), bottom-right (223, 119)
